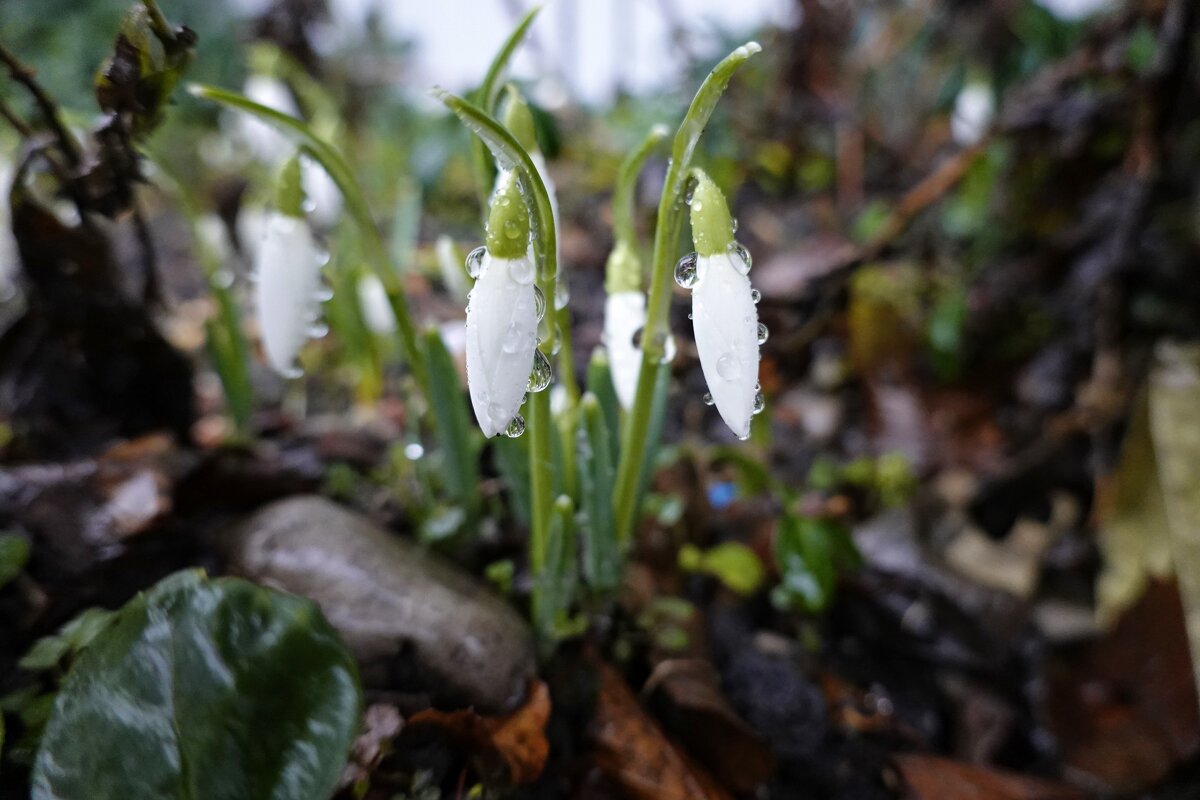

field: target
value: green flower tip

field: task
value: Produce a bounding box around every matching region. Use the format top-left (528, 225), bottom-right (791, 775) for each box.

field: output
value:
top-left (604, 239), bottom-right (642, 294)
top-left (275, 152), bottom-right (306, 217)
top-left (688, 168), bottom-right (734, 257)
top-left (501, 85), bottom-right (539, 154)
top-left (486, 171), bottom-right (530, 259)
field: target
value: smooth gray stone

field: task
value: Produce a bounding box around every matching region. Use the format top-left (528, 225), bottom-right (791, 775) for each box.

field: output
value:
top-left (224, 495), bottom-right (535, 713)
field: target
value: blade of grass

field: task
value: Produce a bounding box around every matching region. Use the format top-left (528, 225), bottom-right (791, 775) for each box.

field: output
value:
top-left (424, 328), bottom-right (482, 510)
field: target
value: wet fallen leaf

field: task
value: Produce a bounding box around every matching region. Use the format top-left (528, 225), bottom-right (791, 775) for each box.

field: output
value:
top-left (895, 755), bottom-right (1084, 800)
top-left (406, 680), bottom-right (550, 785)
top-left (643, 658), bottom-right (774, 793)
top-left (591, 660), bottom-right (733, 800)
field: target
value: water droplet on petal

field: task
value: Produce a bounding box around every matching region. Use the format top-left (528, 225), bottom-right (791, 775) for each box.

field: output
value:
top-left (752, 391), bottom-right (766, 415)
top-left (691, 200), bottom-right (703, 212)
top-left (716, 352), bottom-right (742, 381)
top-left (555, 280), bottom-right (570, 310)
top-left (503, 414), bottom-right (526, 438)
top-left (674, 253), bottom-right (699, 288)
top-left (508, 258), bottom-right (535, 285)
top-left (737, 432), bottom-right (751, 441)
top-left (702, 392), bottom-right (715, 406)
top-left (502, 321), bottom-right (525, 354)
top-left (687, 312), bottom-right (693, 320)
top-left (658, 333), bottom-right (677, 364)
top-left (732, 242), bottom-right (752, 274)
top-left (282, 365), bottom-right (304, 379)
top-left (757, 323), bottom-right (769, 345)
top-left (684, 178), bottom-right (697, 205)
top-left (528, 349), bottom-right (553, 392)
top-left (550, 337), bottom-right (562, 355)
top-left (465, 246), bottom-right (486, 278)
top-left (751, 288), bottom-right (761, 304)
top-left (504, 218), bottom-right (521, 239)
top-left (307, 322), bottom-right (329, 339)
top-left (313, 284), bottom-right (334, 302)
top-left (731, 216), bottom-right (739, 233)
top-left (533, 286), bottom-right (547, 320)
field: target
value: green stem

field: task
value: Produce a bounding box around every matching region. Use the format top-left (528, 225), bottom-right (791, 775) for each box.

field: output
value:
top-left (188, 83), bottom-right (428, 395)
top-left (528, 389), bottom-right (554, 572)
top-left (611, 42), bottom-right (760, 545)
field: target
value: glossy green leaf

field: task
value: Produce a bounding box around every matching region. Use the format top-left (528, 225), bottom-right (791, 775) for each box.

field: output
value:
top-left (579, 394), bottom-right (619, 592)
top-left (0, 533), bottom-right (30, 590)
top-left (19, 608), bottom-right (115, 673)
top-left (32, 570), bottom-right (361, 800)
top-left (679, 541), bottom-right (765, 596)
top-left (773, 515), bottom-right (839, 613)
top-left (424, 328), bottom-right (481, 508)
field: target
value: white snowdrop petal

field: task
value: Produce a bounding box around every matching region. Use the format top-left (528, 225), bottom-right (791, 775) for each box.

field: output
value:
top-left (951, 84), bottom-right (994, 147)
top-left (604, 291), bottom-right (647, 409)
top-left (302, 156), bottom-right (343, 229)
top-left (357, 273), bottom-right (396, 333)
top-left (465, 253), bottom-right (538, 438)
top-left (0, 160), bottom-right (19, 301)
top-left (255, 212), bottom-right (324, 374)
top-left (692, 251), bottom-right (759, 438)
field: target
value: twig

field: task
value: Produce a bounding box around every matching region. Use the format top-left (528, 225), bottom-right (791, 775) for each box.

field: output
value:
top-left (0, 43), bottom-right (81, 166)
top-left (0, 94), bottom-right (32, 138)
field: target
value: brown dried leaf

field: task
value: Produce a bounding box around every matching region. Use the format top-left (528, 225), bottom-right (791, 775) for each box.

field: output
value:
top-left (406, 680), bottom-right (550, 785)
top-left (592, 661), bottom-right (733, 800)
top-left (895, 755), bottom-right (1084, 800)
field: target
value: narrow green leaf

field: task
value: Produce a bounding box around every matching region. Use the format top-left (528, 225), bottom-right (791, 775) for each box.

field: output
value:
top-left (634, 362), bottom-right (673, 513)
top-left (493, 435), bottom-right (532, 526)
top-left (470, 5), bottom-right (543, 204)
top-left (534, 495), bottom-right (578, 646)
top-left (32, 570), bottom-right (361, 800)
top-left (585, 348), bottom-right (621, 465)
top-left (579, 394), bottom-right (619, 592)
top-left (424, 328), bottom-right (482, 509)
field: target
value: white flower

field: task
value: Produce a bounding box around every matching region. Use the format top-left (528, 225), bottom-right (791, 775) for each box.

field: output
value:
top-left (0, 160), bottom-right (20, 302)
top-left (357, 273), bottom-right (396, 334)
top-left (465, 249), bottom-right (538, 437)
top-left (1035, 0), bottom-right (1110, 21)
top-left (254, 211), bottom-right (325, 375)
top-left (604, 290), bottom-right (646, 409)
top-left (301, 156), bottom-right (342, 229)
top-left (692, 249), bottom-right (759, 439)
top-left (951, 83), bottom-right (994, 147)
top-left (237, 75), bottom-right (299, 165)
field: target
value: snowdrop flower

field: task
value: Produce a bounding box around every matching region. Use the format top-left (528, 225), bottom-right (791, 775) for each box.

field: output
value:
top-left (603, 239), bottom-right (647, 409)
top-left (237, 75), bottom-right (299, 165)
top-left (301, 156), bottom-right (342, 229)
top-left (436, 234), bottom-right (470, 302)
top-left (951, 82), bottom-right (994, 147)
top-left (679, 169), bottom-right (764, 440)
top-left (357, 272), bottom-right (396, 334)
top-left (465, 171), bottom-right (548, 438)
top-left (254, 156), bottom-right (327, 377)
top-left (1035, 0), bottom-right (1111, 21)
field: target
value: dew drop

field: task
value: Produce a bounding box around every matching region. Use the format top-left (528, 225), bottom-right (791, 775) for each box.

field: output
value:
top-left (550, 337), bottom-right (562, 355)
top-left (504, 218), bottom-right (521, 239)
top-left (316, 248), bottom-right (332, 266)
top-left (691, 200), bottom-right (704, 212)
top-left (528, 350), bottom-right (553, 392)
top-left (533, 286), bottom-right (547, 320)
top-left (751, 288), bottom-right (761, 304)
top-left (702, 392), bottom-right (715, 406)
top-left (404, 442), bottom-right (425, 460)
top-left (508, 258), bottom-right (535, 285)
top-left (684, 178), bottom-right (697, 205)
top-left (282, 365), bottom-right (304, 379)
top-left (757, 323), bottom-right (769, 345)
top-left (687, 312), bottom-right (693, 320)
top-left (659, 333), bottom-right (677, 364)
top-left (752, 391), bottom-right (766, 416)
top-left (213, 268), bottom-right (235, 289)
top-left (313, 284), bottom-right (334, 302)
top-left (732, 242), bottom-right (752, 274)
top-left (503, 414), bottom-right (526, 438)
top-left (502, 321), bottom-right (525, 354)
top-left (731, 216), bottom-right (739, 233)
top-left (555, 280), bottom-right (570, 310)
top-left (716, 352), bottom-right (742, 381)
top-left (674, 253), bottom-right (699, 288)
top-left (307, 322), bottom-right (330, 339)
top-left (465, 246), bottom-right (487, 278)
top-left (737, 432), bottom-right (751, 441)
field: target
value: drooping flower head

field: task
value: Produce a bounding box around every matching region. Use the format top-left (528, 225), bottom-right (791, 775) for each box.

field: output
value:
top-left (681, 169), bottom-right (765, 439)
top-left (464, 170), bottom-right (548, 438)
top-left (254, 154), bottom-right (327, 377)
